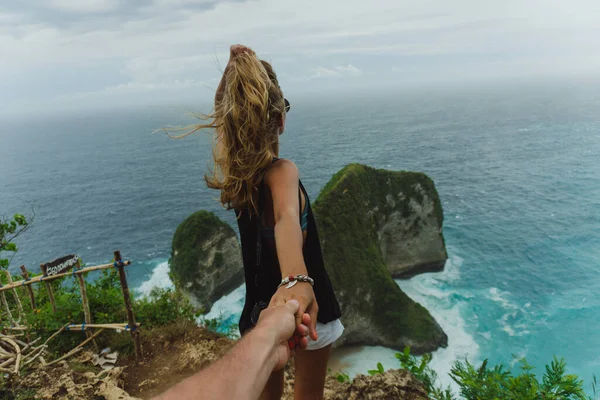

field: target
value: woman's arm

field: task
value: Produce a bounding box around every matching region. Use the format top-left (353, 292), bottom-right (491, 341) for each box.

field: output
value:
top-left (265, 159), bottom-right (319, 340)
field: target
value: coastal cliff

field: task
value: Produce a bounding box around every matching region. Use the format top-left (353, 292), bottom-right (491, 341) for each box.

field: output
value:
top-left (313, 164), bottom-right (448, 353)
top-left (169, 210), bottom-right (244, 312)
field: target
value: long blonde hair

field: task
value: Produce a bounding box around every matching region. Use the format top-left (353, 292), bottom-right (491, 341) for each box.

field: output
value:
top-left (174, 53), bottom-right (286, 213)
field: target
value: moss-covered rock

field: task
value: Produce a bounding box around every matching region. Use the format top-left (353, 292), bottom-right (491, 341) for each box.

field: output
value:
top-left (314, 164), bottom-right (448, 353)
top-left (170, 211), bottom-right (243, 313)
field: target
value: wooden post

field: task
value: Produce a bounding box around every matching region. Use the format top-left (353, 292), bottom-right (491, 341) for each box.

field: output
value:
top-left (19, 266), bottom-right (36, 310)
top-left (39, 264), bottom-right (57, 313)
top-left (0, 291), bottom-right (16, 326)
top-left (114, 250), bottom-right (141, 360)
top-left (74, 259), bottom-right (94, 347)
top-left (3, 270), bottom-right (23, 317)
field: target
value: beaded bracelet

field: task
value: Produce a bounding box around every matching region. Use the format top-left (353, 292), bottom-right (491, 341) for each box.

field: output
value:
top-left (277, 274), bottom-right (315, 289)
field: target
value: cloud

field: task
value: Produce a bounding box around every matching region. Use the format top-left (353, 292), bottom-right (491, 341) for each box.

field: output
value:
top-left (1, 0), bottom-right (600, 115)
top-left (335, 64), bottom-right (363, 77)
top-left (312, 64), bottom-right (363, 79)
top-left (312, 67), bottom-right (341, 78)
top-left (0, 12), bottom-right (23, 24)
top-left (48, 0), bottom-right (120, 13)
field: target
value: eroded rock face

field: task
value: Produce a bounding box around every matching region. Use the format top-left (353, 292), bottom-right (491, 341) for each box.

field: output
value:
top-left (313, 164), bottom-right (448, 353)
top-left (377, 181), bottom-right (447, 279)
top-left (170, 211), bottom-right (244, 312)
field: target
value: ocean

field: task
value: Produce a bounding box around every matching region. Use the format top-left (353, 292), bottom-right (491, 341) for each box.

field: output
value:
top-left (2, 80), bottom-right (599, 394)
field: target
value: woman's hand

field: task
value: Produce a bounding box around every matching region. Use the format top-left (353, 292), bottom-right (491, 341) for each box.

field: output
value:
top-left (216, 44), bottom-right (255, 103)
top-left (268, 282), bottom-right (319, 342)
top-left (229, 44), bottom-right (255, 60)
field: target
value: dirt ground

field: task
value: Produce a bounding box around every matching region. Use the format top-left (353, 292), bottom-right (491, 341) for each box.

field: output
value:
top-left (3, 325), bottom-right (428, 400)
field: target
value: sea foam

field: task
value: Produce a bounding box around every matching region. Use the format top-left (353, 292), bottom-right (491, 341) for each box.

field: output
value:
top-left (138, 260), bottom-right (173, 297)
top-left (397, 252), bottom-right (479, 392)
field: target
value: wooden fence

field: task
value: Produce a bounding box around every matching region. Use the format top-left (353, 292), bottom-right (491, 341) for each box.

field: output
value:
top-left (0, 250), bottom-right (142, 374)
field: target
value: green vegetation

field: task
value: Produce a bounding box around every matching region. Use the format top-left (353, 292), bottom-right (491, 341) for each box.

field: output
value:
top-left (0, 213), bottom-right (30, 269)
top-left (368, 362), bottom-right (385, 376)
top-left (335, 371), bottom-right (351, 383)
top-left (0, 264), bottom-right (203, 357)
top-left (313, 164), bottom-right (447, 351)
top-left (364, 346), bottom-right (597, 400)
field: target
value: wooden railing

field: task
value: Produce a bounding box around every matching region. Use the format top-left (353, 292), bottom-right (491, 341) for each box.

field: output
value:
top-left (0, 250), bottom-right (142, 374)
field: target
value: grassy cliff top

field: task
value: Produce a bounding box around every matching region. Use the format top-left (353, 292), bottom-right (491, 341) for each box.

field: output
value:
top-left (317, 164), bottom-right (443, 226)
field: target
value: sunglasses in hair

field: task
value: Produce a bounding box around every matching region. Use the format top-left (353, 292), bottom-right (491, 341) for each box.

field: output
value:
top-left (284, 98), bottom-right (291, 113)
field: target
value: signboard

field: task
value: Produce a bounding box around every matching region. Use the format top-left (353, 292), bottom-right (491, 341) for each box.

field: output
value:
top-left (42, 255), bottom-right (80, 276)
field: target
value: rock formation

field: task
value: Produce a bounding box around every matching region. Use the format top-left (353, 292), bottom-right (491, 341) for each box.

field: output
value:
top-left (169, 210), bottom-right (244, 312)
top-left (313, 164), bottom-right (448, 353)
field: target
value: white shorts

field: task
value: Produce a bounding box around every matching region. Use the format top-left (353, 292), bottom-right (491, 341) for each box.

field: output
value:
top-left (306, 319), bottom-right (344, 351)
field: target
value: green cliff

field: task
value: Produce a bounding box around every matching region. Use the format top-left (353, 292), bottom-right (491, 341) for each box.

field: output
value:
top-left (170, 211), bottom-right (244, 312)
top-left (313, 164), bottom-right (448, 353)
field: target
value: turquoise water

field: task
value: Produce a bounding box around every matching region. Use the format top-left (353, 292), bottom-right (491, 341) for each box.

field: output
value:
top-left (2, 81), bottom-right (599, 393)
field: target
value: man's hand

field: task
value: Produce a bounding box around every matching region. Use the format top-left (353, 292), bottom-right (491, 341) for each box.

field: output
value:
top-left (153, 299), bottom-right (312, 400)
top-left (268, 283), bottom-right (319, 343)
top-left (255, 299), bottom-right (311, 370)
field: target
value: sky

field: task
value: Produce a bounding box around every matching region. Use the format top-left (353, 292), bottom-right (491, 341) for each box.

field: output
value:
top-left (1, 0), bottom-right (600, 116)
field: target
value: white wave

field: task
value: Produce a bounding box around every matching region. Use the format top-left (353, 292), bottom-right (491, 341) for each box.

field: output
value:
top-left (479, 331), bottom-right (492, 340)
top-left (499, 313), bottom-right (517, 337)
top-left (197, 284), bottom-right (245, 338)
top-left (397, 253), bottom-right (479, 393)
top-left (439, 252), bottom-right (462, 282)
top-left (138, 261), bottom-right (173, 297)
top-left (488, 287), bottom-right (519, 310)
top-left (488, 289), bottom-right (532, 337)
top-left (203, 284), bottom-right (246, 321)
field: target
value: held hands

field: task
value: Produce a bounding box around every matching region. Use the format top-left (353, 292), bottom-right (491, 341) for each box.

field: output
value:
top-left (268, 281), bottom-right (319, 343)
top-left (256, 300), bottom-right (311, 370)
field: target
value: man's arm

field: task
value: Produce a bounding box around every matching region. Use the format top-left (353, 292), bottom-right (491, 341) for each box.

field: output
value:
top-left (153, 300), bottom-right (309, 400)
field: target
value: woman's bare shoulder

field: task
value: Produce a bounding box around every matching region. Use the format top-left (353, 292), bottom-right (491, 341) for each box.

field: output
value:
top-left (264, 158), bottom-right (299, 187)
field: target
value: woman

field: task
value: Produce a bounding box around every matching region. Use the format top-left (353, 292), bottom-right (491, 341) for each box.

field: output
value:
top-left (190, 44), bottom-right (342, 399)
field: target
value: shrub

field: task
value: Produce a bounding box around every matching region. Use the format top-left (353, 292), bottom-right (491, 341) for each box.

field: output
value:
top-left (1, 263), bottom-right (201, 357)
top-left (395, 347), bottom-right (593, 400)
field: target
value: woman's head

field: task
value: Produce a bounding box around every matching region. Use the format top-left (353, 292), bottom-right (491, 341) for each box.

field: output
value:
top-left (202, 45), bottom-right (287, 212)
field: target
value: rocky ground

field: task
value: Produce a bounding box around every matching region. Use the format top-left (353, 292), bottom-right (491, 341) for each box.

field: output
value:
top-left (3, 324), bottom-right (429, 399)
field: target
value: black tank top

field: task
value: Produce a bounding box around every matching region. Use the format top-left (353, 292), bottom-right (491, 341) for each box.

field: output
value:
top-left (235, 161), bottom-right (342, 334)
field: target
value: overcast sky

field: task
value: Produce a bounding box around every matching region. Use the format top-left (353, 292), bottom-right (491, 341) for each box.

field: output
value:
top-left (2, 0), bottom-right (600, 116)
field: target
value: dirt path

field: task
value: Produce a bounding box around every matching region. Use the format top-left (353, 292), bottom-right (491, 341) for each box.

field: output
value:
top-left (121, 326), bottom-right (233, 398)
